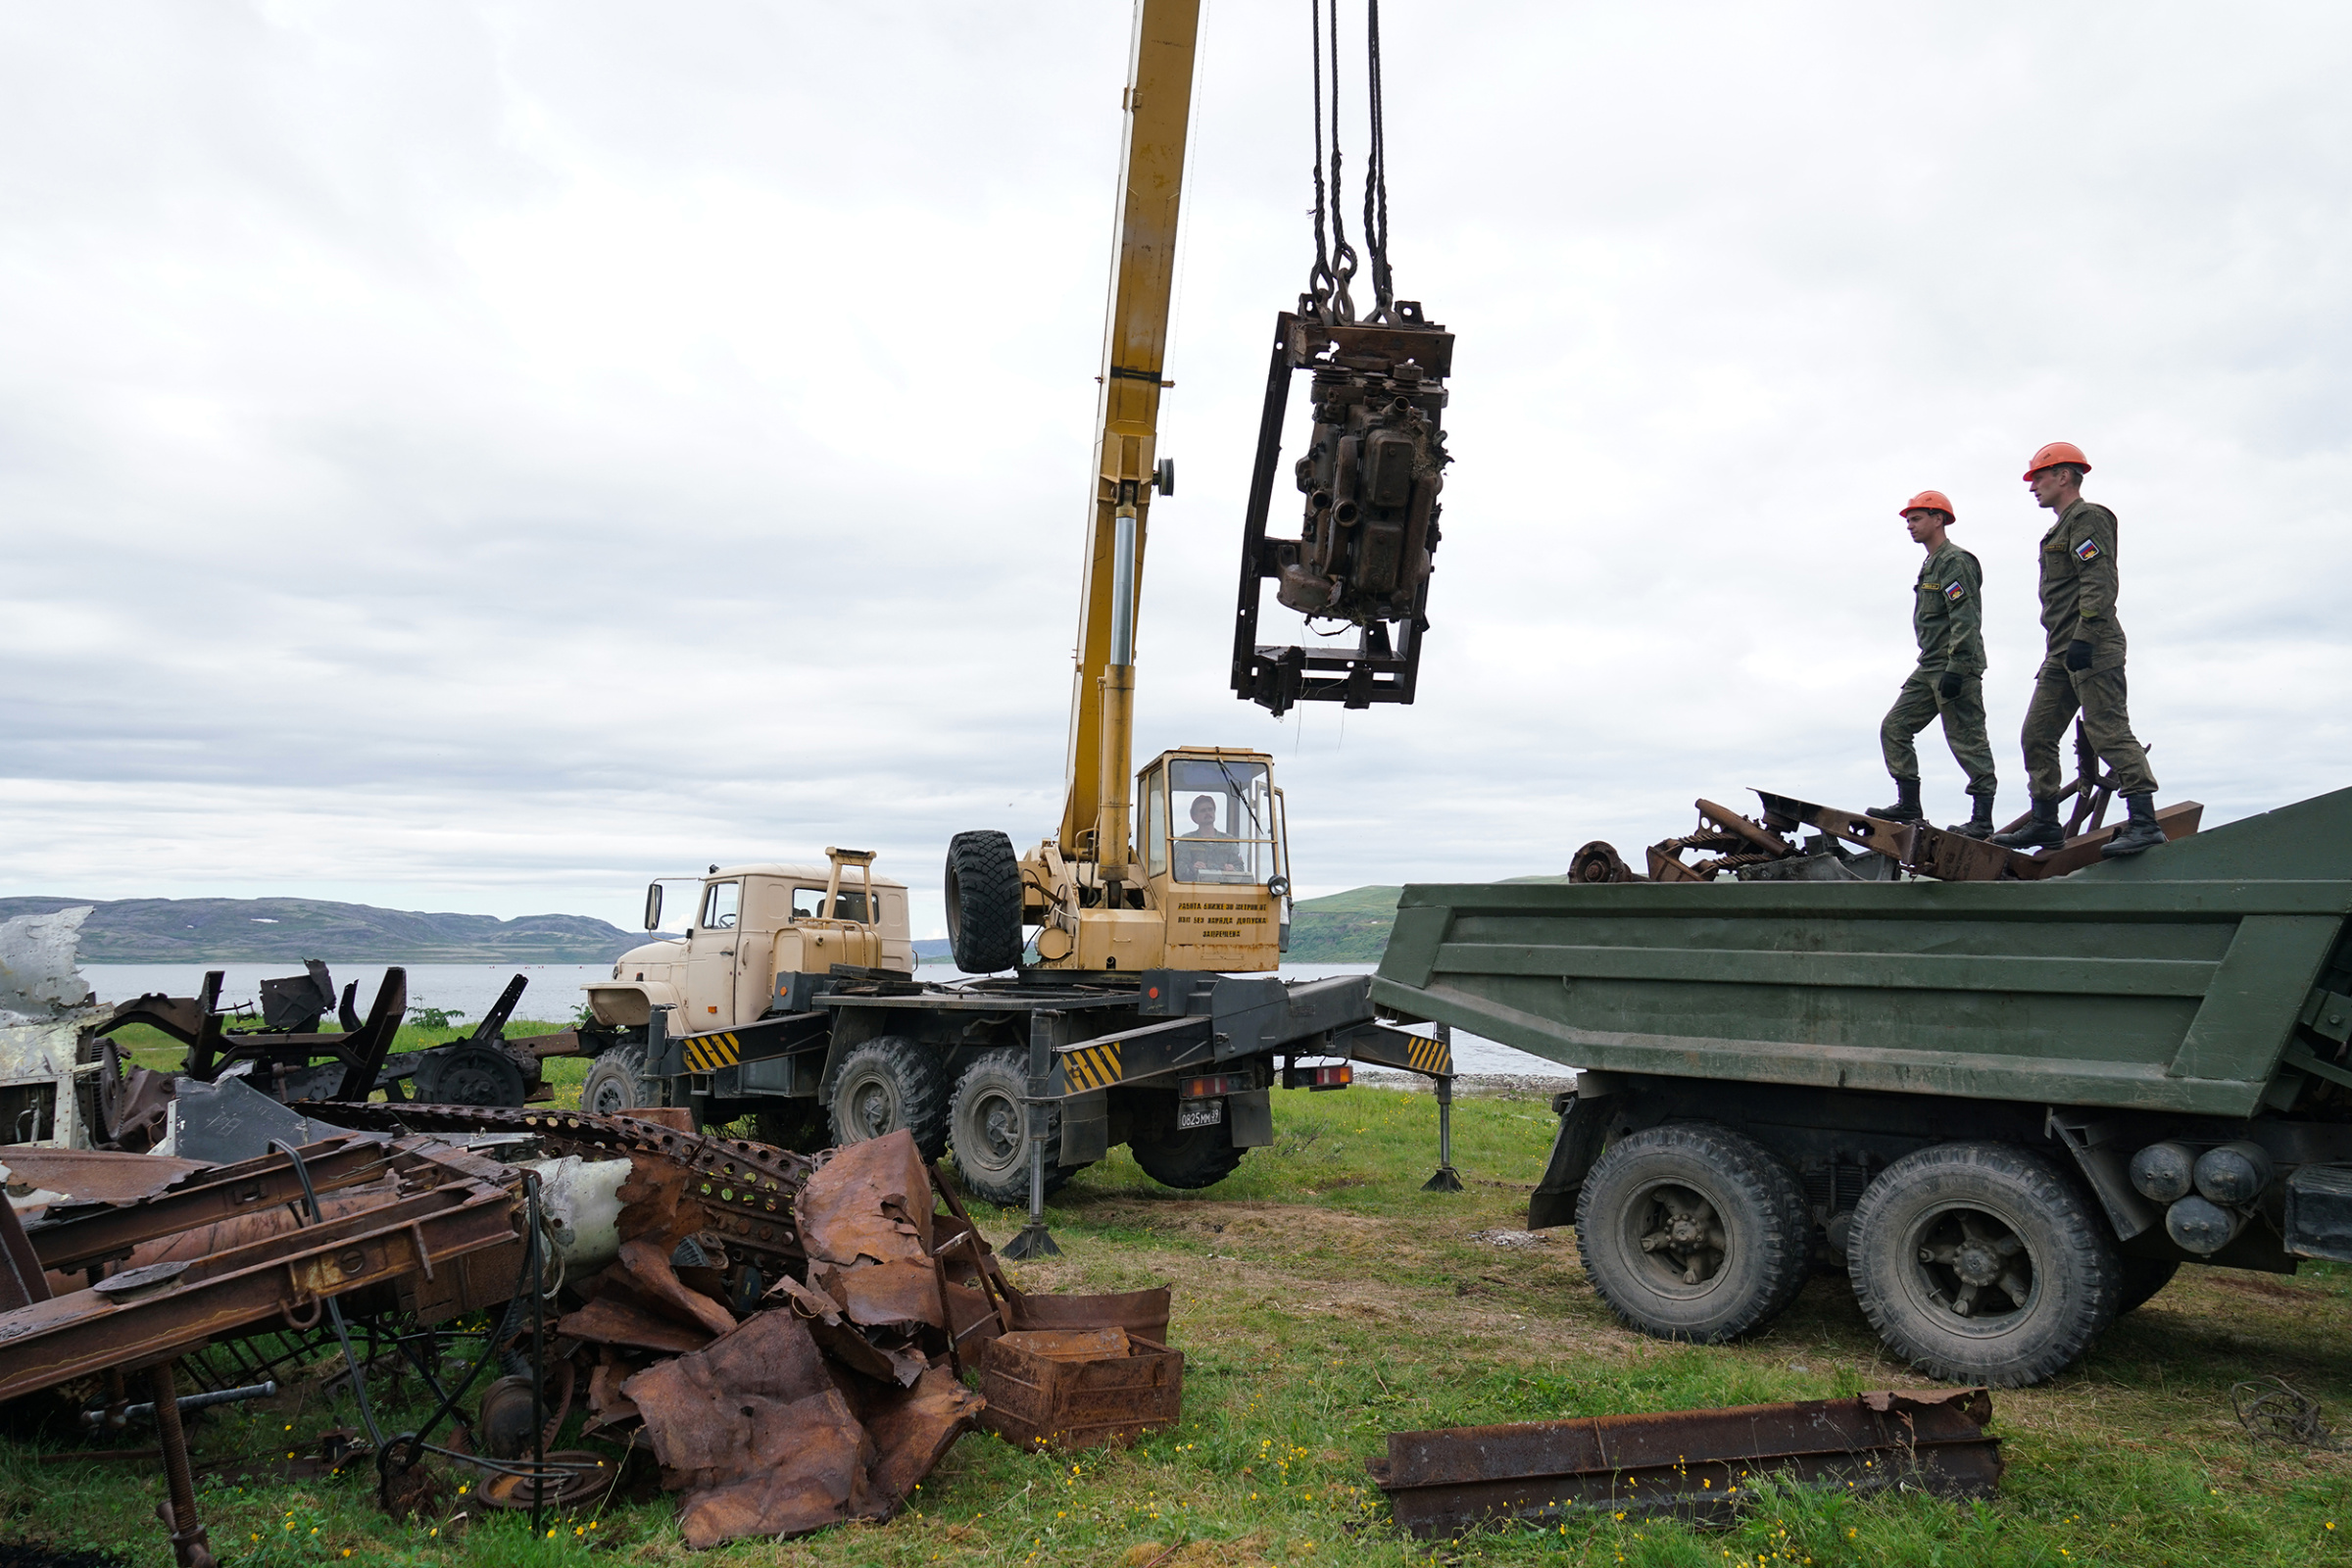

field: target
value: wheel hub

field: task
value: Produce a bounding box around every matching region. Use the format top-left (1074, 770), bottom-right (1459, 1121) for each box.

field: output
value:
top-left (851, 1082), bottom-right (895, 1137)
top-left (1635, 1185), bottom-right (1726, 1287)
top-left (1914, 1206), bottom-right (2033, 1319)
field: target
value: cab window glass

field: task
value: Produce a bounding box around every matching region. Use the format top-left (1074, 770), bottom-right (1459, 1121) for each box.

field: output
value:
top-left (701, 881), bottom-right (741, 930)
top-left (794, 886), bottom-right (871, 921)
top-left (1143, 767), bottom-right (1168, 877)
top-left (1167, 758), bottom-right (1272, 885)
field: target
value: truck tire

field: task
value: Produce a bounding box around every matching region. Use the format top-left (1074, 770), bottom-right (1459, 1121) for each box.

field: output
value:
top-left (945, 831), bottom-right (1024, 974)
top-left (1847, 1141), bottom-right (2121, 1387)
top-left (2116, 1256), bottom-right (2180, 1315)
top-left (753, 1099), bottom-right (832, 1153)
top-left (1574, 1122), bottom-right (1812, 1344)
top-left (1130, 1124), bottom-right (1248, 1190)
top-left (583, 1041), bottom-right (664, 1116)
top-left (826, 1036), bottom-right (951, 1159)
top-left (948, 1052), bottom-right (1071, 1207)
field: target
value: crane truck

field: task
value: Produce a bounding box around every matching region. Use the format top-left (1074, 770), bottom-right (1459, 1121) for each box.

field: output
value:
top-left (575, 0), bottom-right (1448, 1225)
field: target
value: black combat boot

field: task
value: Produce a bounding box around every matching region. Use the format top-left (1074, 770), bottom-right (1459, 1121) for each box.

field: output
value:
top-left (1870, 776), bottom-right (1923, 822)
top-left (2101, 793), bottom-right (2166, 858)
top-left (1992, 796), bottom-right (2064, 851)
top-left (1947, 794), bottom-right (1996, 839)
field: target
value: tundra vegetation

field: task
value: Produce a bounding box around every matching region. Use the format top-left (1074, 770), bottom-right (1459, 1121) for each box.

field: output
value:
top-left (12, 1031), bottom-right (2345, 1567)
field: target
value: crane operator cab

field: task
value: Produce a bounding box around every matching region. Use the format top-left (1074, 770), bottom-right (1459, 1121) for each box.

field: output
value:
top-left (971, 745), bottom-right (1290, 976)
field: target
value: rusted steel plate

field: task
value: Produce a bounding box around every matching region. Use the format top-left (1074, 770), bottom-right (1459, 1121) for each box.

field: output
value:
top-left (624, 1308), bottom-right (882, 1546)
top-left (0, 1150), bottom-right (211, 1207)
top-left (798, 1132), bottom-right (933, 1267)
top-left (1368, 1389), bottom-right (2000, 1537)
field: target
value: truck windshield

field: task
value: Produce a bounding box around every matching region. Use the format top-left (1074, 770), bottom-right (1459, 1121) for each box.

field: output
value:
top-left (1166, 758), bottom-right (1272, 885)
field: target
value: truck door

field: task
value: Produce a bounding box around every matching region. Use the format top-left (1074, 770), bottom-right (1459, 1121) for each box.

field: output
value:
top-left (685, 879), bottom-right (742, 1030)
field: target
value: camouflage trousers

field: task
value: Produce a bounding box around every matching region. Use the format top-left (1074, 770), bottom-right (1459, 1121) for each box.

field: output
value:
top-left (1881, 669), bottom-right (1997, 797)
top-left (2022, 657), bottom-right (2158, 800)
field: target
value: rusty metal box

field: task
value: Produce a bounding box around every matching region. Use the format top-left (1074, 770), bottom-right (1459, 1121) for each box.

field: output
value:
top-left (977, 1327), bottom-right (1183, 1451)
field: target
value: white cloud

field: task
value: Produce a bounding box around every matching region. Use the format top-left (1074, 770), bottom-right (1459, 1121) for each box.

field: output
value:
top-left (2, 1), bottom-right (2346, 938)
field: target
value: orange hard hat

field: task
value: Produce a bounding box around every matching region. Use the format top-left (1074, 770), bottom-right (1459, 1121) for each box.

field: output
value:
top-left (2023, 440), bottom-right (2091, 479)
top-left (1900, 489), bottom-right (1955, 519)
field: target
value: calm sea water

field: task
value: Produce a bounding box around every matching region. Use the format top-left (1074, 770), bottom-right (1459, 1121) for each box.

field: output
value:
top-left (78, 958), bottom-right (1566, 1080)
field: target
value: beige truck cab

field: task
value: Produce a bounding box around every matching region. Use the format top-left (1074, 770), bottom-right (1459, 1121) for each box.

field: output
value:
top-left (582, 850), bottom-right (914, 1035)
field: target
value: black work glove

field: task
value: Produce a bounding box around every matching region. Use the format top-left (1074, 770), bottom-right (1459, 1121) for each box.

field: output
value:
top-left (2065, 639), bottom-right (2093, 671)
top-left (1937, 671), bottom-right (1963, 700)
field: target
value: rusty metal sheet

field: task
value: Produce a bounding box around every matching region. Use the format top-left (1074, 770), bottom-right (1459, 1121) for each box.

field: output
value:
top-left (623, 1308), bottom-right (883, 1546)
top-left (855, 1362), bottom-right (985, 1508)
top-left (998, 1326), bottom-right (1131, 1362)
top-left (1003, 1282), bottom-right (1172, 1345)
top-left (798, 1130), bottom-right (932, 1266)
top-left (812, 1257), bottom-right (945, 1331)
top-left (1, 1150), bottom-right (211, 1207)
top-left (556, 1293), bottom-right (714, 1356)
top-left (768, 1273), bottom-right (926, 1387)
top-left (1367, 1388), bottom-right (2001, 1538)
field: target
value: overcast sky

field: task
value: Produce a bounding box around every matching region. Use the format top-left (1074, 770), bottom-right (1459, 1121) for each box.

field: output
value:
top-left (4, 2), bottom-right (2347, 939)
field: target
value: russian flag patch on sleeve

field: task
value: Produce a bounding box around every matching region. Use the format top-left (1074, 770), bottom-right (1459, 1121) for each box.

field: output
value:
top-left (2074, 536), bottom-right (2101, 562)
top-left (1943, 579), bottom-right (1966, 603)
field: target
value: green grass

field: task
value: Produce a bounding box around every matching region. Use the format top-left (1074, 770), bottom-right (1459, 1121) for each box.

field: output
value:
top-left (5, 1088), bottom-right (2346, 1566)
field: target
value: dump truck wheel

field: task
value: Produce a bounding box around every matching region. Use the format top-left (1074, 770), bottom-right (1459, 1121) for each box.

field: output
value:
top-left (1848, 1141), bottom-right (2121, 1387)
top-left (949, 1052), bottom-right (1072, 1207)
top-left (2116, 1256), bottom-right (2180, 1315)
top-left (946, 831), bottom-right (1024, 974)
top-left (1130, 1124), bottom-right (1248, 1190)
top-left (753, 1099), bottom-right (831, 1152)
top-left (827, 1035), bottom-right (951, 1159)
top-left (583, 1041), bottom-right (663, 1116)
top-left (1574, 1122), bottom-right (1811, 1344)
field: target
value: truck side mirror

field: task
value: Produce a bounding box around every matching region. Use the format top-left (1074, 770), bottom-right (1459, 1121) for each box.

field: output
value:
top-left (644, 883), bottom-right (663, 931)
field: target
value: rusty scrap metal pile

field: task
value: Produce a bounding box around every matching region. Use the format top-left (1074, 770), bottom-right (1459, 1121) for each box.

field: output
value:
top-left (0, 1110), bottom-right (1177, 1561)
top-left (1573, 784), bottom-right (2201, 887)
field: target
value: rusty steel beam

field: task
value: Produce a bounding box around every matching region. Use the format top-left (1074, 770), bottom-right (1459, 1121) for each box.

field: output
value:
top-left (1367, 1389), bottom-right (2000, 1538)
top-left (0, 1145), bottom-right (516, 1404)
top-left (26, 1136), bottom-right (398, 1274)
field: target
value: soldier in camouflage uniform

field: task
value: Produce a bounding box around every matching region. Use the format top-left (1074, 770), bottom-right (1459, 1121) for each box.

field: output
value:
top-left (1990, 441), bottom-right (2166, 858)
top-left (1872, 489), bottom-right (1997, 836)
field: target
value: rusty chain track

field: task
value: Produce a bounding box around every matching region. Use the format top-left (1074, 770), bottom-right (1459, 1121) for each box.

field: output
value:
top-left (306, 1102), bottom-right (818, 1270)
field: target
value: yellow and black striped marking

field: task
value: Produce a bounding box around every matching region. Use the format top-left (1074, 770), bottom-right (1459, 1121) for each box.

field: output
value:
top-left (681, 1032), bottom-right (742, 1073)
top-left (1061, 1040), bottom-right (1123, 1092)
top-left (1407, 1033), bottom-right (1453, 1077)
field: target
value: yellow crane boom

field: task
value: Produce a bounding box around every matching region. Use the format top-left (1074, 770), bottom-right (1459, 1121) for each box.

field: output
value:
top-left (1056, 0), bottom-right (1199, 866)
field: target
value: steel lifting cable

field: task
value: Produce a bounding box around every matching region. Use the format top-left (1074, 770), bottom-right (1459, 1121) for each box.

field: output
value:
top-left (1306, 0), bottom-right (1358, 323)
top-left (1361, 0), bottom-right (1394, 318)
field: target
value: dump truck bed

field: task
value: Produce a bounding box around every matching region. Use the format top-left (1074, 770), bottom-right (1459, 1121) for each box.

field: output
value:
top-left (1370, 787), bottom-right (2352, 1120)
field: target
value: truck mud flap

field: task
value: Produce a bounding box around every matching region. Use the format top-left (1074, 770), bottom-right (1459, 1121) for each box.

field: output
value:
top-left (1528, 1085), bottom-right (1614, 1231)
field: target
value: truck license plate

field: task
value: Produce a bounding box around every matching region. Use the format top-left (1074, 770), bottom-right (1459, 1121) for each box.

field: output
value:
top-left (1177, 1098), bottom-right (1224, 1130)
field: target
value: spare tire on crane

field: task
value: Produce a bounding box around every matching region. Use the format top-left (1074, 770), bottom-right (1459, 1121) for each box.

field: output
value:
top-left (945, 830), bottom-right (1024, 974)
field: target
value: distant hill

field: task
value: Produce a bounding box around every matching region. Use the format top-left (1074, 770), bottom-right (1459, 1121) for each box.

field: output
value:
top-left (1286, 885), bottom-right (1403, 961)
top-left (1284, 875), bottom-right (1568, 963)
top-left (0, 896), bottom-right (646, 964)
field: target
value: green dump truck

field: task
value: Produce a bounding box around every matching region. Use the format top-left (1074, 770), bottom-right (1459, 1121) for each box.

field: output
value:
top-left (1369, 787), bottom-right (2352, 1386)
